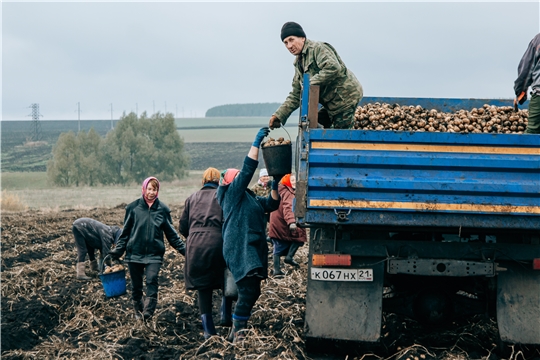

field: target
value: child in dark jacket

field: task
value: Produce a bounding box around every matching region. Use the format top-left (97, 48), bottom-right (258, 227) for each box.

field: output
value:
top-left (109, 176), bottom-right (186, 320)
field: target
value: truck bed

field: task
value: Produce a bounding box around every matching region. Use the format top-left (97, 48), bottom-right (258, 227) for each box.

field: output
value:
top-left (296, 129), bottom-right (540, 230)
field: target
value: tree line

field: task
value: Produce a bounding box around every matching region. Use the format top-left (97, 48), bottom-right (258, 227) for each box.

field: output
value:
top-left (47, 112), bottom-right (188, 186)
top-left (205, 103), bottom-right (282, 117)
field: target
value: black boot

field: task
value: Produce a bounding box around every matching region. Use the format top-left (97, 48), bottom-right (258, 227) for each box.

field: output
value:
top-left (133, 299), bottom-right (143, 320)
top-left (143, 297), bottom-right (158, 320)
top-left (227, 316), bottom-right (248, 344)
top-left (201, 313), bottom-right (217, 339)
top-left (219, 296), bottom-right (233, 327)
top-left (284, 242), bottom-right (301, 267)
top-left (273, 255), bottom-right (284, 277)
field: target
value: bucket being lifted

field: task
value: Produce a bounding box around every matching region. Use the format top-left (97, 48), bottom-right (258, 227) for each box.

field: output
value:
top-left (261, 129), bottom-right (292, 176)
top-left (99, 254), bottom-right (127, 298)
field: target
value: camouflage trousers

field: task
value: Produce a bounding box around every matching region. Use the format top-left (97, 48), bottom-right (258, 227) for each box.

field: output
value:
top-left (318, 104), bottom-right (357, 129)
top-left (526, 93), bottom-right (540, 134)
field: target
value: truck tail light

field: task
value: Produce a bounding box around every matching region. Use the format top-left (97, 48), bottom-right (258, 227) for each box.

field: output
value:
top-left (312, 254), bottom-right (351, 267)
top-left (533, 258), bottom-right (540, 270)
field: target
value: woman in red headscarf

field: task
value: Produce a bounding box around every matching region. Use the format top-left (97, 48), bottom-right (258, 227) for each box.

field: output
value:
top-left (268, 173), bottom-right (306, 276)
top-left (109, 176), bottom-right (186, 320)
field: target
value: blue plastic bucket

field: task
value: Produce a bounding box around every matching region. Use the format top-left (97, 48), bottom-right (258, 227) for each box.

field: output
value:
top-left (99, 254), bottom-right (127, 298)
top-left (99, 270), bottom-right (127, 297)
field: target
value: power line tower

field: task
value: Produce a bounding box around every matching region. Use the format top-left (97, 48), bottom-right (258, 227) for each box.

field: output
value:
top-left (27, 103), bottom-right (43, 141)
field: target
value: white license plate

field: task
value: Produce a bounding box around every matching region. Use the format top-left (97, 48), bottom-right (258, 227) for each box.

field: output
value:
top-left (311, 268), bottom-right (373, 282)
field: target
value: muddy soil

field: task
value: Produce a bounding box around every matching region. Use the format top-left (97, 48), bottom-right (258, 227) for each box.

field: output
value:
top-left (1, 207), bottom-right (538, 359)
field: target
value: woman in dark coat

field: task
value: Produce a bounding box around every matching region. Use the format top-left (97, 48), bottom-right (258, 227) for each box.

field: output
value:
top-left (216, 127), bottom-right (282, 343)
top-left (268, 174), bottom-right (307, 276)
top-left (179, 167), bottom-right (231, 339)
top-left (109, 177), bottom-right (186, 320)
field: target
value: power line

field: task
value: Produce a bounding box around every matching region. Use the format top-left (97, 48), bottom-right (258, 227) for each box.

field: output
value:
top-left (27, 103), bottom-right (43, 141)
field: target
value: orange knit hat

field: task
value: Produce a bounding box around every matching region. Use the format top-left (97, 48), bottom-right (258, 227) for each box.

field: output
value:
top-left (280, 174), bottom-right (292, 188)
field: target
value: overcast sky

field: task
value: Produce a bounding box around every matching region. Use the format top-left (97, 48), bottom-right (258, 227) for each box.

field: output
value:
top-left (2, 1), bottom-right (539, 120)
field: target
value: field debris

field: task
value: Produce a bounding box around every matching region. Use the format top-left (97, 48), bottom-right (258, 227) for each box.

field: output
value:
top-left (2, 206), bottom-right (538, 359)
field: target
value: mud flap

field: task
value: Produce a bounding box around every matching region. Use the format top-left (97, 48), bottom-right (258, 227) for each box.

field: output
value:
top-left (305, 260), bottom-right (384, 342)
top-left (497, 262), bottom-right (540, 344)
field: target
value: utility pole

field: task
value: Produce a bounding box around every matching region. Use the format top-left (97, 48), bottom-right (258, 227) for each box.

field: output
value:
top-left (110, 103), bottom-right (114, 130)
top-left (27, 103), bottom-right (43, 141)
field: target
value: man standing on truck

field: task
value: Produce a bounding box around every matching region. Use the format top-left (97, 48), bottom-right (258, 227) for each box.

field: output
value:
top-left (269, 22), bottom-right (363, 130)
top-left (514, 33), bottom-right (540, 134)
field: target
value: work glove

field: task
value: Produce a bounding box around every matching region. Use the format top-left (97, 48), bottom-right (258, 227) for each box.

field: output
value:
top-left (272, 174), bottom-right (285, 188)
top-left (253, 127), bottom-right (270, 148)
top-left (108, 248), bottom-right (124, 260)
top-left (269, 115), bottom-right (281, 130)
top-left (289, 223), bottom-right (297, 234)
top-left (514, 91), bottom-right (527, 112)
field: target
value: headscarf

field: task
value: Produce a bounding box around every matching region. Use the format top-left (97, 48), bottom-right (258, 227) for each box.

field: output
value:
top-left (280, 174), bottom-right (292, 188)
top-left (219, 169), bottom-right (240, 186)
top-left (142, 176), bottom-right (160, 205)
top-left (202, 167), bottom-right (220, 185)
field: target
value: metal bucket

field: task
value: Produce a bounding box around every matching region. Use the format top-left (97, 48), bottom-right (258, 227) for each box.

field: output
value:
top-left (99, 255), bottom-right (127, 298)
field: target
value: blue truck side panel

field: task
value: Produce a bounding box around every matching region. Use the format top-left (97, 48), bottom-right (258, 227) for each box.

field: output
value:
top-left (297, 107), bottom-right (540, 230)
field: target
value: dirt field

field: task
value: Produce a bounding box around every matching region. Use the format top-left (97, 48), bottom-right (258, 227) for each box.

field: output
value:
top-left (1, 206), bottom-right (538, 360)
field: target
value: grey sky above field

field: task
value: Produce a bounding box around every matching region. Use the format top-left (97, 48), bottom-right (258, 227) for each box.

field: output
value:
top-left (2, 1), bottom-right (540, 120)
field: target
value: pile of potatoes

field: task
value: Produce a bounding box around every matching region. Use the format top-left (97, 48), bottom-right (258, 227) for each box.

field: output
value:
top-left (262, 137), bottom-right (292, 147)
top-left (103, 264), bottom-right (124, 274)
top-left (353, 103), bottom-right (529, 134)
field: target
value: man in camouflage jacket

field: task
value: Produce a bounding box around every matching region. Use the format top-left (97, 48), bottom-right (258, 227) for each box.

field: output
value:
top-left (514, 33), bottom-right (540, 134)
top-left (269, 22), bottom-right (363, 130)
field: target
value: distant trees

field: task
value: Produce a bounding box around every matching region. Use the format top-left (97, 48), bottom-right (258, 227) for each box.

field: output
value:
top-left (206, 103), bottom-right (282, 117)
top-left (47, 112), bottom-right (189, 186)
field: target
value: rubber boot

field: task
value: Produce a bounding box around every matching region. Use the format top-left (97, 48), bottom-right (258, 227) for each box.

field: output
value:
top-left (273, 255), bottom-right (284, 277)
top-left (227, 316), bottom-right (248, 344)
top-left (143, 297), bottom-right (158, 320)
top-left (89, 259), bottom-right (99, 272)
top-left (133, 299), bottom-right (143, 320)
top-left (201, 313), bottom-right (217, 339)
top-left (284, 242), bottom-right (301, 267)
top-left (219, 296), bottom-right (233, 327)
top-left (76, 262), bottom-right (91, 280)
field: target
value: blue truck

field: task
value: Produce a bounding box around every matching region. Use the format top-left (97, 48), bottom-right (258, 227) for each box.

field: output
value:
top-left (293, 78), bottom-right (540, 350)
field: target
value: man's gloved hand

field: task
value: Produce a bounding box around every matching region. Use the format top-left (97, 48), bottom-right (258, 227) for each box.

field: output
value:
top-left (514, 91), bottom-right (528, 112)
top-left (289, 223), bottom-right (297, 234)
top-left (253, 127), bottom-right (270, 148)
top-left (108, 248), bottom-right (123, 260)
top-left (269, 115), bottom-right (281, 130)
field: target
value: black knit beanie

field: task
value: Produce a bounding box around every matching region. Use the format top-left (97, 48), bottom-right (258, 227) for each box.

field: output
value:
top-left (280, 22), bottom-right (306, 41)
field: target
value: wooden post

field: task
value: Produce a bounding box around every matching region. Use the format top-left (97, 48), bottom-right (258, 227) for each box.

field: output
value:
top-left (308, 85), bottom-right (320, 129)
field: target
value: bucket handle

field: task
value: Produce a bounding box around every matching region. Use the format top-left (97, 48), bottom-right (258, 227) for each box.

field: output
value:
top-left (100, 254), bottom-right (122, 275)
top-left (268, 126), bottom-right (291, 143)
